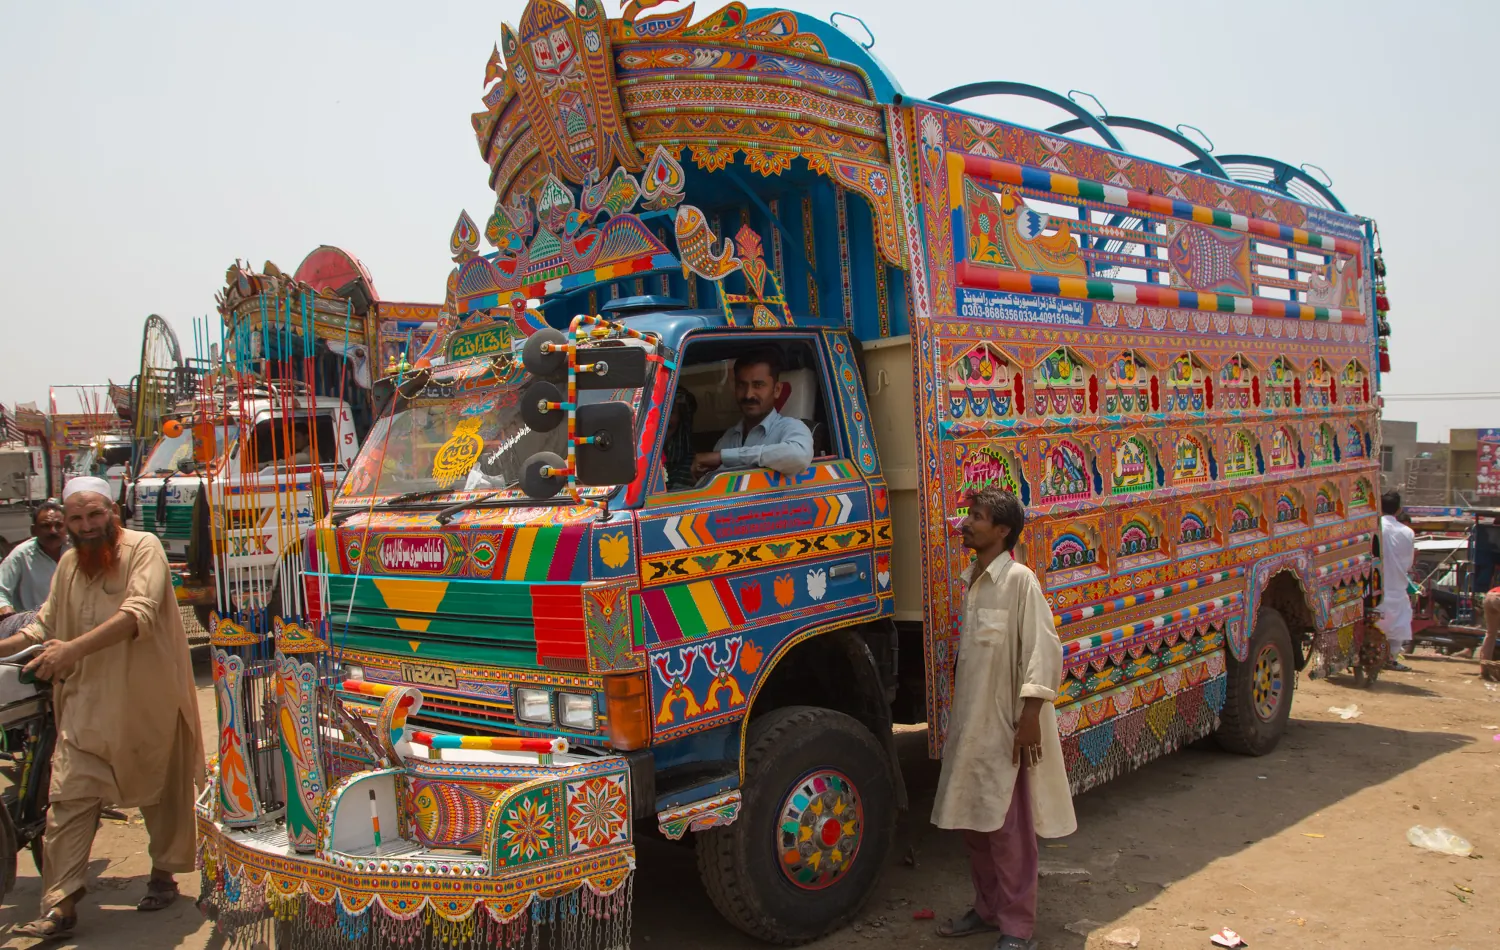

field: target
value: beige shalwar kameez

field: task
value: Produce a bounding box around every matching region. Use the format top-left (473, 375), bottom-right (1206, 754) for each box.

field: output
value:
top-left (931, 551), bottom-right (1076, 836)
top-left (20, 529), bottom-right (205, 913)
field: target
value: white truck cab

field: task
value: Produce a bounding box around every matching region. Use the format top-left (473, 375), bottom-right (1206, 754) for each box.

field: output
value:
top-left (0, 444), bottom-right (49, 559)
top-left (131, 387), bottom-right (360, 622)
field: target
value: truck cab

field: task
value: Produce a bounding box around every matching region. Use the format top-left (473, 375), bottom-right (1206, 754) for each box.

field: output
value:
top-left (66, 433), bottom-right (135, 502)
top-left (0, 443), bottom-right (50, 559)
top-left (132, 392), bottom-right (359, 623)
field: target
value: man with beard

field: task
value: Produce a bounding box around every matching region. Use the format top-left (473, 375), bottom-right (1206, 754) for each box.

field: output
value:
top-left (691, 348), bottom-right (813, 481)
top-left (0, 477), bottom-right (204, 940)
top-left (932, 486), bottom-right (1074, 950)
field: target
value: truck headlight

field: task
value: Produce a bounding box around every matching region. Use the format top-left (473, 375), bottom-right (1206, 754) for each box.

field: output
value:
top-left (557, 692), bottom-right (595, 730)
top-left (515, 688), bottom-right (552, 724)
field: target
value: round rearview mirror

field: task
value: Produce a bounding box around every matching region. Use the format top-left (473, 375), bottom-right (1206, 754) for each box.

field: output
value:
top-left (520, 451), bottom-right (567, 500)
top-left (520, 380), bottom-right (564, 432)
top-left (521, 328), bottom-right (568, 381)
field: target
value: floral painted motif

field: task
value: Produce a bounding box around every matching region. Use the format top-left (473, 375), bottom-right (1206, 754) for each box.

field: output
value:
top-left (566, 774), bottom-right (629, 852)
top-left (501, 793), bottom-right (555, 863)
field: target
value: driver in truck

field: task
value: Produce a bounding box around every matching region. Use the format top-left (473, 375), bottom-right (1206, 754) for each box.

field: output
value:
top-left (691, 347), bottom-right (813, 481)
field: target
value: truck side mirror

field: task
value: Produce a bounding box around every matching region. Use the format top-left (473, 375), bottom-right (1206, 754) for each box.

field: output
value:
top-left (520, 380), bottom-right (564, 432)
top-left (574, 344), bottom-right (647, 391)
top-left (521, 328), bottom-right (569, 381)
top-left (192, 422), bottom-right (216, 465)
top-left (520, 451), bottom-right (566, 500)
top-left (575, 402), bottom-right (637, 486)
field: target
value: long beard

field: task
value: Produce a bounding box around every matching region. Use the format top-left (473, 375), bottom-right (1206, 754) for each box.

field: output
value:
top-left (72, 516), bottom-right (124, 579)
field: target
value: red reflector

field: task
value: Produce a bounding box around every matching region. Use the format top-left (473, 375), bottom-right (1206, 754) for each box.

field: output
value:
top-left (530, 585), bottom-right (587, 665)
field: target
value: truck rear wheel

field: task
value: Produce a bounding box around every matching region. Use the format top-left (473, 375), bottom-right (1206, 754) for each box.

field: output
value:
top-left (696, 706), bottom-right (894, 945)
top-left (1215, 606), bottom-right (1295, 755)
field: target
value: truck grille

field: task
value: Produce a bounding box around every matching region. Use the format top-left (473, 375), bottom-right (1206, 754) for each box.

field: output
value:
top-left (133, 505), bottom-right (193, 541)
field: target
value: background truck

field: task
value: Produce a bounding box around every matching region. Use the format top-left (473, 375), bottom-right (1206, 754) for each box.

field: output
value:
top-left (129, 249), bottom-right (439, 627)
top-left (197, 3), bottom-right (1386, 947)
top-left (0, 443), bottom-right (49, 559)
top-left (1, 403), bottom-right (54, 558)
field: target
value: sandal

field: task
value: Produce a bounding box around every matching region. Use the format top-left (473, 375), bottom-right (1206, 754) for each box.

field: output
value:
top-left (1384, 660), bottom-right (1414, 672)
top-left (15, 910), bottom-right (77, 939)
top-left (995, 938), bottom-right (1038, 950)
top-left (137, 877), bottom-right (179, 912)
top-left (938, 908), bottom-right (998, 938)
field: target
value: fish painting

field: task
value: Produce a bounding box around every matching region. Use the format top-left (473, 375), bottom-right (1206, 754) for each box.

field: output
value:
top-left (994, 188), bottom-right (1087, 275)
top-left (1167, 224), bottom-right (1251, 295)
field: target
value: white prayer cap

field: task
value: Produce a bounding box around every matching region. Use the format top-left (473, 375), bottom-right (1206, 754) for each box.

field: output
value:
top-left (62, 476), bottom-right (113, 502)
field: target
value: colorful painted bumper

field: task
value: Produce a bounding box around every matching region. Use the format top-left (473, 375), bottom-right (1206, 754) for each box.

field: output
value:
top-left (196, 712), bottom-right (635, 947)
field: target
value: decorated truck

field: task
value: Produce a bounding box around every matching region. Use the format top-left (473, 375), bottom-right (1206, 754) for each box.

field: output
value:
top-left (129, 249), bottom-right (440, 623)
top-left (196, 3), bottom-right (1386, 948)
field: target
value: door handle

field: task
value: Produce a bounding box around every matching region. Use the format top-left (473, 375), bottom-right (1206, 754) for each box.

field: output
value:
top-left (830, 563), bottom-right (858, 579)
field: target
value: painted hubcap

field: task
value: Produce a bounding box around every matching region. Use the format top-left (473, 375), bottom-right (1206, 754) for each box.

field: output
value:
top-left (1252, 643), bottom-right (1285, 721)
top-left (776, 769), bottom-right (863, 890)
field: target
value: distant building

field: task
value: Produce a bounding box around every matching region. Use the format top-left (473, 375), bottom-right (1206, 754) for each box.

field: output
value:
top-left (1380, 420), bottom-right (1417, 491)
top-left (1446, 428), bottom-right (1500, 507)
top-left (1381, 420), bottom-right (1449, 504)
top-left (1403, 451), bottom-right (1449, 506)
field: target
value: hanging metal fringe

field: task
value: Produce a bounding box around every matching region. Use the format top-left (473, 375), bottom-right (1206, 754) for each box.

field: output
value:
top-left (199, 871), bottom-right (634, 950)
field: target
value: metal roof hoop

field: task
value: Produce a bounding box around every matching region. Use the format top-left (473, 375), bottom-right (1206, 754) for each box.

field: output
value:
top-left (829, 12), bottom-right (876, 50)
top-left (929, 81), bottom-right (1125, 151)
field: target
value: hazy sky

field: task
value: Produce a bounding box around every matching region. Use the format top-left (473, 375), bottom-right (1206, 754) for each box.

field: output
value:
top-left (3, 1), bottom-right (1495, 438)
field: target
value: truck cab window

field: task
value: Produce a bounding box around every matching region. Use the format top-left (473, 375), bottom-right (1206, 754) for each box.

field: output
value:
top-left (658, 338), bottom-right (835, 493)
top-left (247, 415), bottom-right (338, 471)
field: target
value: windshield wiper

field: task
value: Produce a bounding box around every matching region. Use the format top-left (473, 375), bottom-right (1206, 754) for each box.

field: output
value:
top-left (331, 489), bottom-right (456, 525)
top-left (433, 492), bottom-right (544, 525)
top-left (436, 488), bottom-right (618, 524)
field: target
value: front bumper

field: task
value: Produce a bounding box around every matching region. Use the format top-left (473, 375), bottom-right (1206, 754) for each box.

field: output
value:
top-left (196, 747), bottom-right (635, 947)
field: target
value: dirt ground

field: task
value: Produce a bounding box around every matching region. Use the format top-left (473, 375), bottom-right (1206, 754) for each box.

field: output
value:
top-left (3, 647), bottom-right (1497, 949)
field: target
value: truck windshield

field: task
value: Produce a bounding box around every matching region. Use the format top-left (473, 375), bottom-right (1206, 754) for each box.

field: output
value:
top-left (141, 427), bottom-right (235, 474)
top-left (141, 432), bottom-right (193, 474)
top-left (339, 378), bottom-right (646, 504)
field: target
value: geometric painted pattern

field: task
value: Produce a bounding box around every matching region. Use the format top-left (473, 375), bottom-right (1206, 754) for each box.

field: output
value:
top-left (565, 774), bottom-right (629, 853)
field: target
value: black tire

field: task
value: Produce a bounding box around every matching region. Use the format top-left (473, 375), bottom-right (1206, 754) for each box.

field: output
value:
top-left (1216, 607), bottom-right (1295, 755)
top-left (696, 706), bottom-right (894, 945)
top-left (0, 806), bottom-right (18, 904)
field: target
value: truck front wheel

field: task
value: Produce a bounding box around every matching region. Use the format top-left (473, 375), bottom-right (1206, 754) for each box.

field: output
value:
top-left (1215, 606), bottom-right (1295, 755)
top-left (696, 706), bottom-right (894, 945)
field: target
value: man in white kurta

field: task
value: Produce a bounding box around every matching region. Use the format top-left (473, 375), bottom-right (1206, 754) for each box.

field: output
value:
top-left (1377, 490), bottom-right (1415, 671)
top-left (932, 487), bottom-right (1075, 948)
top-left (0, 478), bottom-right (203, 939)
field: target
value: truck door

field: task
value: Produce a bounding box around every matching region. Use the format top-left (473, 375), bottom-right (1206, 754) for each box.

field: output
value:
top-left (634, 332), bottom-right (884, 741)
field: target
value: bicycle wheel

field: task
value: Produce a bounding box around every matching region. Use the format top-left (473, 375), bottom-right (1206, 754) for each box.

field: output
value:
top-left (0, 807), bottom-right (18, 905)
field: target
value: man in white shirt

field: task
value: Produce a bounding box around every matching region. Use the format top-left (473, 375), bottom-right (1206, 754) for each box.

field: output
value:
top-left (1378, 490), bottom-right (1415, 672)
top-left (692, 348), bottom-right (813, 480)
top-left (932, 486), bottom-right (1074, 950)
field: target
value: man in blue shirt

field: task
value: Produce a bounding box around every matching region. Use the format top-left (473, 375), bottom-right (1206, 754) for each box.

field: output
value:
top-left (0, 500), bottom-right (67, 635)
top-left (692, 348), bottom-right (814, 480)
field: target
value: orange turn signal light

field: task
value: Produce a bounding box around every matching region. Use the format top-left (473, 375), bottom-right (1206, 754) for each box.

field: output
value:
top-left (603, 671), bottom-right (651, 751)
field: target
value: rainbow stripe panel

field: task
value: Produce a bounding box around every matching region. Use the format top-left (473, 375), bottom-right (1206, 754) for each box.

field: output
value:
top-left (960, 153), bottom-right (1362, 256)
top-left (953, 152), bottom-right (1366, 323)
top-left (1063, 593), bottom-right (1242, 658)
top-left (458, 252), bottom-right (679, 314)
top-left (640, 578), bottom-right (747, 643)
top-left (500, 525), bottom-right (591, 581)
